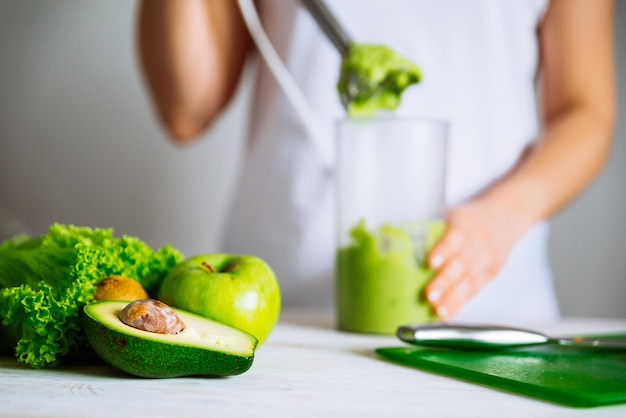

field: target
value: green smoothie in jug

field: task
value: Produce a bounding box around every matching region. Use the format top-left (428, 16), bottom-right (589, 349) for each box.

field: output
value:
top-left (336, 219), bottom-right (445, 334)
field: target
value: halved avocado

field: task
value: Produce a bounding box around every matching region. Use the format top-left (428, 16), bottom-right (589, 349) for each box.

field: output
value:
top-left (83, 300), bottom-right (257, 378)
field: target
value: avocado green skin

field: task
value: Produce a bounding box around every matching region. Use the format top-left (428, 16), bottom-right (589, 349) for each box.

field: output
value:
top-left (83, 305), bottom-right (255, 378)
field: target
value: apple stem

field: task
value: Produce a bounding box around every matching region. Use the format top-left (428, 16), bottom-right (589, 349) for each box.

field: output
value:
top-left (200, 262), bottom-right (216, 273)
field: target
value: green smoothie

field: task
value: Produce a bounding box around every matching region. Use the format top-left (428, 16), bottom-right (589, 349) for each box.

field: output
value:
top-left (336, 219), bottom-right (445, 334)
top-left (337, 44), bottom-right (421, 118)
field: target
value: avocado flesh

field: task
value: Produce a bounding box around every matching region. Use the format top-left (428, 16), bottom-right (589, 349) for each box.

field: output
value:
top-left (83, 300), bottom-right (257, 378)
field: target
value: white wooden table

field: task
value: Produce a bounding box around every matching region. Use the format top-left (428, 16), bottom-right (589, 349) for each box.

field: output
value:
top-left (2, 310), bottom-right (626, 417)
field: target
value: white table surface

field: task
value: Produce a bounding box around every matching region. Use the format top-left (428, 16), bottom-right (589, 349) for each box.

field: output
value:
top-left (2, 310), bottom-right (626, 418)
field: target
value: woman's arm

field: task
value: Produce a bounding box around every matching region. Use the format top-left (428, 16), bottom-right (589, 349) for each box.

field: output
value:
top-left (137, 0), bottom-right (251, 143)
top-left (424, 0), bottom-right (616, 319)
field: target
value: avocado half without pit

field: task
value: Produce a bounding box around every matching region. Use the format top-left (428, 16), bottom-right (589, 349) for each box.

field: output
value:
top-left (83, 299), bottom-right (258, 378)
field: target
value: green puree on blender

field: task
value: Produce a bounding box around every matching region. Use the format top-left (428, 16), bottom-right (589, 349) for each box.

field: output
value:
top-left (336, 220), bottom-right (445, 334)
top-left (337, 44), bottom-right (421, 118)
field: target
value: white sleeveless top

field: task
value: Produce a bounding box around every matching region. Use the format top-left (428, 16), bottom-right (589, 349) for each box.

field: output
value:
top-left (223, 0), bottom-right (559, 321)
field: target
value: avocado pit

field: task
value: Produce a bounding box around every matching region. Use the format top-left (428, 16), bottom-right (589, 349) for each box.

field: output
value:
top-left (119, 299), bottom-right (185, 334)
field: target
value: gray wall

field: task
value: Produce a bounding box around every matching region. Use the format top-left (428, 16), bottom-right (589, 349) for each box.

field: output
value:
top-left (1, 1), bottom-right (624, 318)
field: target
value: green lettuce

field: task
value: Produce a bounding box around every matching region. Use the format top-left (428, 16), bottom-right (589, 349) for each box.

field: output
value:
top-left (0, 223), bottom-right (183, 368)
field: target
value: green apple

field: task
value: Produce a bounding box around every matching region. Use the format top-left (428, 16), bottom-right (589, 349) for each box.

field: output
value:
top-left (157, 254), bottom-right (281, 345)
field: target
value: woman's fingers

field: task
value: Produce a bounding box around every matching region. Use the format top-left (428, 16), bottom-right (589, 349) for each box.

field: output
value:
top-left (425, 228), bottom-right (464, 314)
top-left (428, 228), bottom-right (464, 270)
top-left (424, 202), bottom-right (509, 320)
top-left (429, 259), bottom-right (493, 319)
top-left (426, 257), bottom-right (466, 318)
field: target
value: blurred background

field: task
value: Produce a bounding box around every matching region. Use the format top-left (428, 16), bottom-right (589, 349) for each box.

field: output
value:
top-left (0, 1), bottom-right (624, 318)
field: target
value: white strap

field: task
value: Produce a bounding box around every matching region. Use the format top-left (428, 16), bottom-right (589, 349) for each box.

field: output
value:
top-left (237, 0), bottom-right (334, 170)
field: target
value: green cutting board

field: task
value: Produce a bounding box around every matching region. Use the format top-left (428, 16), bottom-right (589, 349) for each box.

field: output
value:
top-left (376, 333), bottom-right (626, 408)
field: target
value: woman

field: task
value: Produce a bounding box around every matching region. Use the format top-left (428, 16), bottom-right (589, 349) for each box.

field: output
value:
top-left (137, 0), bottom-right (615, 321)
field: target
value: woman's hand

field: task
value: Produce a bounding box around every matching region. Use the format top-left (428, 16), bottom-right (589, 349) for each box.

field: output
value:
top-left (424, 198), bottom-right (529, 320)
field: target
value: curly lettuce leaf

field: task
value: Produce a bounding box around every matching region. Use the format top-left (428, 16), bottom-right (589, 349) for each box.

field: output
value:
top-left (0, 223), bottom-right (183, 368)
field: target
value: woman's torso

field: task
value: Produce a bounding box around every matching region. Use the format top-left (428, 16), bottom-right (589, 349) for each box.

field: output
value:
top-left (223, 0), bottom-right (559, 321)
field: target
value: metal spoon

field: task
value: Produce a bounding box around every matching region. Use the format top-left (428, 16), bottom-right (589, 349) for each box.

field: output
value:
top-left (298, 0), bottom-right (364, 106)
top-left (299, 0), bottom-right (421, 110)
top-left (397, 323), bottom-right (626, 350)
top-left (299, 0), bottom-right (352, 56)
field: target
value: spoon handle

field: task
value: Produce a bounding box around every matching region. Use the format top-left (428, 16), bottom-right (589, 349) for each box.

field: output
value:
top-left (300, 0), bottom-right (352, 55)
